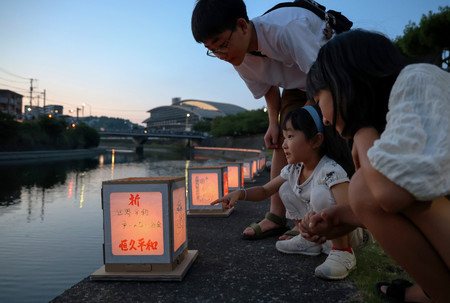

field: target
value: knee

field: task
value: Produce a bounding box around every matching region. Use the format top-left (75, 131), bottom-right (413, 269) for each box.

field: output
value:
top-left (348, 171), bottom-right (379, 220)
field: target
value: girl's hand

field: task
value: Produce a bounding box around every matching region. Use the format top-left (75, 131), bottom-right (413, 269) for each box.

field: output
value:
top-left (299, 212), bottom-right (328, 244)
top-left (210, 190), bottom-right (241, 209)
top-left (300, 206), bottom-right (358, 241)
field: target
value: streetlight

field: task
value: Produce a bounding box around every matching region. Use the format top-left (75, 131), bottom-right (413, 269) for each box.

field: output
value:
top-left (185, 113), bottom-right (190, 131)
top-left (82, 103), bottom-right (92, 116)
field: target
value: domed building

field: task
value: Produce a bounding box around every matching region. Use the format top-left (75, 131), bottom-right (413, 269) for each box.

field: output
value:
top-left (143, 98), bottom-right (247, 131)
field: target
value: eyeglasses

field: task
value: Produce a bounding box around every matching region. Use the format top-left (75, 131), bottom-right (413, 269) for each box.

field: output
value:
top-left (206, 30), bottom-right (234, 58)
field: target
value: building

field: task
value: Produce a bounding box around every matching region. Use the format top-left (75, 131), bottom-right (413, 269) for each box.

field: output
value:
top-left (44, 105), bottom-right (63, 117)
top-left (143, 98), bottom-right (247, 131)
top-left (0, 90), bottom-right (23, 119)
top-left (24, 104), bottom-right (64, 120)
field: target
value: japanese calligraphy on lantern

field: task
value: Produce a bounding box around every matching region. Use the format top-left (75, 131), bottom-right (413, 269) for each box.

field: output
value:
top-left (191, 173), bottom-right (219, 205)
top-left (243, 162), bottom-right (251, 180)
top-left (110, 192), bottom-right (164, 256)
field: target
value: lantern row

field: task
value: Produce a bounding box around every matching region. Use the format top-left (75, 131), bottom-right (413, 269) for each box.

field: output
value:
top-left (91, 156), bottom-right (266, 281)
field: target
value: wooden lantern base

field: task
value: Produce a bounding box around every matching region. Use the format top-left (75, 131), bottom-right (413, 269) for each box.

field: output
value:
top-left (187, 207), bottom-right (234, 217)
top-left (89, 250), bottom-right (198, 282)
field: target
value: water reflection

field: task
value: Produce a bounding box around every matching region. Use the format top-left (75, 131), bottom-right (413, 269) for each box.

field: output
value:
top-left (0, 147), bottom-right (214, 303)
top-left (0, 158), bottom-right (100, 207)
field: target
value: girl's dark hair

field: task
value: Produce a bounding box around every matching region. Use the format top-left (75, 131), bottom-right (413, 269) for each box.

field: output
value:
top-left (282, 105), bottom-right (355, 177)
top-left (306, 29), bottom-right (406, 137)
top-left (191, 0), bottom-right (249, 43)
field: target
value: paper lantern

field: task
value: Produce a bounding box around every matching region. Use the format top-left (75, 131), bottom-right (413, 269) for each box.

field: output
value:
top-left (187, 166), bottom-right (232, 217)
top-left (242, 160), bottom-right (253, 183)
top-left (220, 162), bottom-right (244, 191)
top-left (259, 156), bottom-right (266, 172)
top-left (252, 159), bottom-right (258, 177)
top-left (90, 177), bottom-right (197, 281)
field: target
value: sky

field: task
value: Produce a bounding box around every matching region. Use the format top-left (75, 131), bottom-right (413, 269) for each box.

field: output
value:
top-left (0, 0), bottom-right (447, 126)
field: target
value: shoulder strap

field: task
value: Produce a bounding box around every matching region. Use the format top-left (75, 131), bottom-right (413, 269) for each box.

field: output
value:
top-left (251, 0), bottom-right (352, 58)
top-left (263, 0), bottom-right (353, 34)
top-left (263, 0), bottom-right (326, 19)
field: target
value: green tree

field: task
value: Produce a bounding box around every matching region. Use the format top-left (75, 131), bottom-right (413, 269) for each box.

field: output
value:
top-left (211, 109), bottom-right (269, 137)
top-left (394, 6), bottom-right (450, 69)
top-left (193, 120), bottom-right (212, 132)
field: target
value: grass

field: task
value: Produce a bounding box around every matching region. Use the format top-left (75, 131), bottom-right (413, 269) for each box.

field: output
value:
top-left (349, 240), bottom-right (413, 302)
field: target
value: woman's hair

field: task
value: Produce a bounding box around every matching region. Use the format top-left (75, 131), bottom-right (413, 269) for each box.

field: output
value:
top-left (306, 29), bottom-right (406, 137)
top-left (282, 105), bottom-right (355, 177)
top-left (191, 0), bottom-right (249, 43)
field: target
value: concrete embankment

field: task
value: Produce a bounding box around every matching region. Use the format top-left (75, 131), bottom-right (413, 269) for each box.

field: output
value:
top-left (50, 169), bottom-right (360, 303)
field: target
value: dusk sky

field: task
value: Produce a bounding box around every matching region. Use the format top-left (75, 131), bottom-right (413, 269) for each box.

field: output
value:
top-left (1, 0), bottom-right (447, 125)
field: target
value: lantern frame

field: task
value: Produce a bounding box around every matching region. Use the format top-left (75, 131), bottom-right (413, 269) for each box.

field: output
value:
top-left (220, 162), bottom-right (244, 191)
top-left (90, 177), bottom-right (198, 281)
top-left (187, 166), bottom-right (233, 217)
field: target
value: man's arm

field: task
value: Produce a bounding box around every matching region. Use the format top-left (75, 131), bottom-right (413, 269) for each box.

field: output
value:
top-left (264, 86), bottom-right (281, 149)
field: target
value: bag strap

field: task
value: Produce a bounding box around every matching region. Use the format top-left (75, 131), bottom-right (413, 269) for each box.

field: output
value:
top-left (263, 0), bottom-right (353, 34)
top-left (263, 0), bottom-right (326, 18)
top-left (250, 0), bottom-right (352, 57)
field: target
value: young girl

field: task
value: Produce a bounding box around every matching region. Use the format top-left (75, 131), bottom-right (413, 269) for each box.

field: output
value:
top-left (212, 105), bottom-right (360, 280)
top-left (301, 29), bottom-right (450, 302)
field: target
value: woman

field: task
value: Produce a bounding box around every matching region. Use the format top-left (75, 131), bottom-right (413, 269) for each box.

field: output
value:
top-left (300, 29), bottom-right (450, 302)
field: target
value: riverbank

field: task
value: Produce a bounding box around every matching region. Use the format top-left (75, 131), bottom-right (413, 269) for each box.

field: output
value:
top-left (0, 148), bottom-right (106, 163)
top-left (50, 169), bottom-right (361, 303)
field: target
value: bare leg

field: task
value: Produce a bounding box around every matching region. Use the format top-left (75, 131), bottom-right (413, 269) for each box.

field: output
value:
top-left (243, 147), bottom-right (287, 236)
top-left (349, 170), bottom-right (450, 302)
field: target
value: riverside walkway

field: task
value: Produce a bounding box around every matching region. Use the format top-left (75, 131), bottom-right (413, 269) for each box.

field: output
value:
top-left (51, 169), bottom-right (361, 303)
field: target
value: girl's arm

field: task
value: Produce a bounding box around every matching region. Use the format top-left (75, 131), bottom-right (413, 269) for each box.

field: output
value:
top-left (211, 175), bottom-right (286, 209)
top-left (353, 127), bottom-right (415, 213)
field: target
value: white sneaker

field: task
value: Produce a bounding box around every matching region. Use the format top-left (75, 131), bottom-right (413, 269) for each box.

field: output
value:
top-left (275, 235), bottom-right (322, 256)
top-left (350, 228), bottom-right (375, 249)
top-left (349, 228), bottom-right (364, 249)
top-left (315, 249), bottom-right (356, 280)
top-left (321, 240), bottom-right (332, 255)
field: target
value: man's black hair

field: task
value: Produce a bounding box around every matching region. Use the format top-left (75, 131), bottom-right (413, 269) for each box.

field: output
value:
top-left (191, 0), bottom-right (249, 43)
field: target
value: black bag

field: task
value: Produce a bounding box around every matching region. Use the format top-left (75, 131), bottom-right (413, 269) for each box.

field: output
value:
top-left (264, 0), bottom-right (353, 34)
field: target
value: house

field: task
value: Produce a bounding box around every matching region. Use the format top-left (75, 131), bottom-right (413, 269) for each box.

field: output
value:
top-left (0, 90), bottom-right (23, 119)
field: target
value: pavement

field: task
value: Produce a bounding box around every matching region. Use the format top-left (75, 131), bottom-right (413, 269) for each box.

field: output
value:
top-left (51, 169), bottom-right (362, 303)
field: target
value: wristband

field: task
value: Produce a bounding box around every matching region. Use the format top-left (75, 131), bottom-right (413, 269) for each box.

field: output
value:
top-left (241, 188), bottom-right (247, 201)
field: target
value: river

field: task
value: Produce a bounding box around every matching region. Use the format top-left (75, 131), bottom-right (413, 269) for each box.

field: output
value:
top-left (0, 148), bottom-right (228, 303)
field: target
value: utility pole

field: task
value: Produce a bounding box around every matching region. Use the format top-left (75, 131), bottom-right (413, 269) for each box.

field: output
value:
top-left (29, 78), bottom-right (33, 107)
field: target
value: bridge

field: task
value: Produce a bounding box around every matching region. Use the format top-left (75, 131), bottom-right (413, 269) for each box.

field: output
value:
top-left (99, 130), bottom-right (207, 153)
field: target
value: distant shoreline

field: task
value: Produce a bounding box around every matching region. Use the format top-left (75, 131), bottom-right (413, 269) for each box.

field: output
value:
top-left (0, 148), bottom-right (106, 162)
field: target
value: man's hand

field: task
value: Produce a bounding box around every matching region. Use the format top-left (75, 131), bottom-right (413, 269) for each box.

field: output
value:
top-left (264, 123), bottom-right (281, 149)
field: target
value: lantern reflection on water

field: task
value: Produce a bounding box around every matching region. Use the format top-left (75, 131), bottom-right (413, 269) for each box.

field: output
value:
top-left (90, 177), bottom-right (198, 281)
top-left (187, 166), bottom-right (233, 217)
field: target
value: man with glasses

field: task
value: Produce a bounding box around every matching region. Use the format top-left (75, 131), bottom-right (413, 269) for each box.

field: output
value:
top-left (191, 0), bottom-right (332, 240)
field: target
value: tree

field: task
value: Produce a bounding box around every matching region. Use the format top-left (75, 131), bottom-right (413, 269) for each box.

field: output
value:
top-left (210, 109), bottom-right (269, 137)
top-left (394, 6), bottom-right (450, 69)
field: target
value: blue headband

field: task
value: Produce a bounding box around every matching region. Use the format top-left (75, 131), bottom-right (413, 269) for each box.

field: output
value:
top-left (303, 105), bottom-right (324, 133)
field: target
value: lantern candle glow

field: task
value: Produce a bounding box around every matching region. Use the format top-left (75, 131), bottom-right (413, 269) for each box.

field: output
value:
top-left (90, 177), bottom-right (198, 281)
top-left (220, 162), bottom-right (244, 191)
top-left (187, 166), bottom-right (233, 217)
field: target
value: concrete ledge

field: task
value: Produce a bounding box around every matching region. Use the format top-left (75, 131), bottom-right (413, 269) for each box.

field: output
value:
top-left (0, 148), bottom-right (106, 161)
